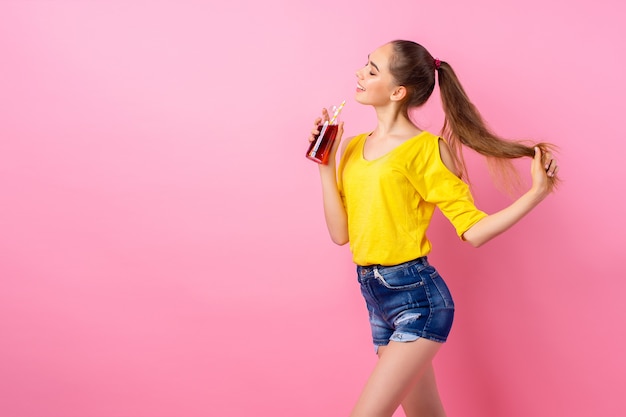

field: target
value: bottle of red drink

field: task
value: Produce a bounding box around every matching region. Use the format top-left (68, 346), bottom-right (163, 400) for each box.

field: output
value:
top-left (306, 101), bottom-right (345, 165)
top-left (306, 122), bottom-right (338, 164)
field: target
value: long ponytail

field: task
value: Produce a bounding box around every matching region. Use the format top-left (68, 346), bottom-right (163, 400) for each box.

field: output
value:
top-left (389, 40), bottom-right (559, 192)
top-left (437, 61), bottom-right (558, 192)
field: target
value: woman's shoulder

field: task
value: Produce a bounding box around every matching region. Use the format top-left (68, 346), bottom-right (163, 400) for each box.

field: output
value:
top-left (402, 130), bottom-right (440, 153)
top-left (408, 132), bottom-right (460, 177)
top-left (340, 132), bottom-right (369, 157)
top-left (416, 130), bottom-right (440, 144)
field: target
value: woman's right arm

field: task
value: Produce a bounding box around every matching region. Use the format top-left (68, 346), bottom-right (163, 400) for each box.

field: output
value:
top-left (318, 153), bottom-right (349, 245)
top-left (309, 112), bottom-right (349, 245)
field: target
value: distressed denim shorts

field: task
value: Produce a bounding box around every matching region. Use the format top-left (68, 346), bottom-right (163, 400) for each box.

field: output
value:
top-left (356, 257), bottom-right (454, 352)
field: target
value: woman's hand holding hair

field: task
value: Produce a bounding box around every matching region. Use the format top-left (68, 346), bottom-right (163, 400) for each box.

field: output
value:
top-left (530, 146), bottom-right (559, 199)
top-left (462, 146), bottom-right (560, 248)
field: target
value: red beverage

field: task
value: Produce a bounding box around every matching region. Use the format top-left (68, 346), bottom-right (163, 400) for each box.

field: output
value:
top-left (306, 123), bottom-right (339, 164)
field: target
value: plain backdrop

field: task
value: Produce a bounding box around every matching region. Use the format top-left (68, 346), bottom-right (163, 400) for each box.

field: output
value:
top-left (1, 1), bottom-right (624, 416)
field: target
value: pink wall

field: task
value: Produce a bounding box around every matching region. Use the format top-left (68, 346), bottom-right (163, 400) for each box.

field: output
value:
top-left (1, 1), bottom-right (624, 416)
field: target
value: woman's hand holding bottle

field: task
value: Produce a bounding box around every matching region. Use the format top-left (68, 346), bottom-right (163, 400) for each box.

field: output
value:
top-left (306, 107), bottom-right (349, 245)
top-left (306, 104), bottom-right (345, 166)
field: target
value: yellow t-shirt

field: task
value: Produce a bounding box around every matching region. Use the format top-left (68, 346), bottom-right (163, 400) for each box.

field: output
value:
top-left (337, 131), bottom-right (487, 266)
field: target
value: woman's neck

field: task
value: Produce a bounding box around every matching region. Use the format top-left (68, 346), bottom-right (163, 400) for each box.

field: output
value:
top-left (372, 105), bottom-right (420, 139)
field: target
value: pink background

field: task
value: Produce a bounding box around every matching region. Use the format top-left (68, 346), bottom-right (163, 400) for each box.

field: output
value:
top-left (1, 1), bottom-right (624, 416)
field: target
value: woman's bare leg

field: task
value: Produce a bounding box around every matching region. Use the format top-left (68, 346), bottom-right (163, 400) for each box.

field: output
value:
top-left (399, 361), bottom-right (447, 417)
top-left (374, 345), bottom-right (447, 417)
top-left (350, 339), bottom-right (442, 417)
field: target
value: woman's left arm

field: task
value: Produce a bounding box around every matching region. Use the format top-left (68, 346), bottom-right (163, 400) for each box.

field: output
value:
top-left (462, 147), bottom-right (558, 247)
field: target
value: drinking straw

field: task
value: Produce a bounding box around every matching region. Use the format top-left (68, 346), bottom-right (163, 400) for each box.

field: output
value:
top-left (329, 100), bottom-right (346, 125)
top-left (310, 120), bottom-right (330, 154)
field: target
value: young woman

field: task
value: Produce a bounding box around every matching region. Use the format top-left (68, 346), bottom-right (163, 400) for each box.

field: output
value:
top-left (308, 40), bottom-right (559, 417)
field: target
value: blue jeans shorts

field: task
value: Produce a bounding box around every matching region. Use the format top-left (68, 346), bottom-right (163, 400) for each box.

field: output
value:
top-left (356, 257), bottom-right (455, 352)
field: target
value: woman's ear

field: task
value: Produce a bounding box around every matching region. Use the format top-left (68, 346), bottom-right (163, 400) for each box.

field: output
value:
top-left (390, 85), bottom-right (407, 102)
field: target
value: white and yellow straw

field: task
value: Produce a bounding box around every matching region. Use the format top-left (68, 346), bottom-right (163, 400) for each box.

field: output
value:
top-left (329, 100), bottom-right (346, 125)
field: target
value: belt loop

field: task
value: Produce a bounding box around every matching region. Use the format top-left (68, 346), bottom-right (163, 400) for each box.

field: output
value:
top-left (373, 266), bottom-right (383, 280)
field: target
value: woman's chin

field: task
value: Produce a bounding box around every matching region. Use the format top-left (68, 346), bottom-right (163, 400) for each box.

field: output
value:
top-left (354, 94), bottom-right (368, 105)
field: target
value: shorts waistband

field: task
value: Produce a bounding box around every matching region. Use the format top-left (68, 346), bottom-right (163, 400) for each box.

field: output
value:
top-left (357, 256), bottom-right (429, 277)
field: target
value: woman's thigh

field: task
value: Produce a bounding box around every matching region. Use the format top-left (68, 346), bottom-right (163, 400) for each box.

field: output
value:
top-left (350, 339), bottom-right (442, 417)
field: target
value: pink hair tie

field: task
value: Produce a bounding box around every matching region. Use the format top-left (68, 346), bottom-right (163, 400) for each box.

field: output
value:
top-left (434, 58), bottom-right (441, 70)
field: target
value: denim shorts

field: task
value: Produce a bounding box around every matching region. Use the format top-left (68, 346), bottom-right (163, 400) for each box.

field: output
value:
top-left (357, 257), bottom-right (454, 352)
